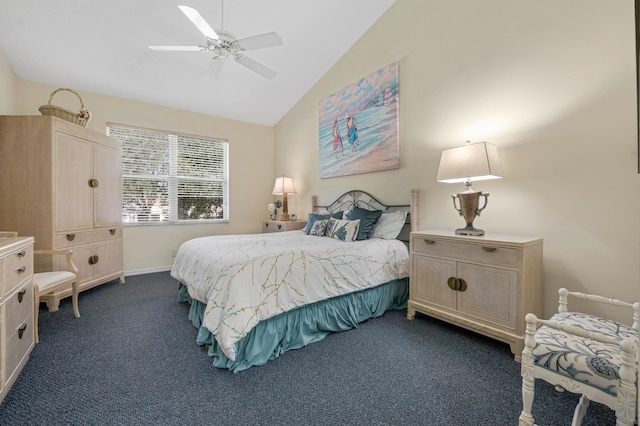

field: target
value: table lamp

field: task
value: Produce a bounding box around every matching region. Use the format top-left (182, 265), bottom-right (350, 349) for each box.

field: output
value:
top-left (272, 175), bottom-right (296, 221)
top-left (436, 141), bottom-right (503, 236)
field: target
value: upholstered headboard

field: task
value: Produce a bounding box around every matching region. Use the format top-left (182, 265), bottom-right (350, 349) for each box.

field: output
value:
top-left (311, 189), bottom-right (418, 242)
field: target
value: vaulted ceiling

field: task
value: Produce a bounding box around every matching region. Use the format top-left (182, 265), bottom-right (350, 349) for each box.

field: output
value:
top-left (0, 0), bottom-right (396, 126)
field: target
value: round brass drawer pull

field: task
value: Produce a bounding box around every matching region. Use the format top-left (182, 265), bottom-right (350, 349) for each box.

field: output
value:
top-left (447, 277), bottom-right (468, 292)
top-left (66, 234), bottom-right (76, 241)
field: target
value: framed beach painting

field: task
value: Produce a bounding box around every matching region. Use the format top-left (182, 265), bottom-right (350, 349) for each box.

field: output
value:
top-left (318, 62), bottom-right (400, 179)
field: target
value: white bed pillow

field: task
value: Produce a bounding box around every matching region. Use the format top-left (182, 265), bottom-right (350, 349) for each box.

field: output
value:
top-left (370, 211), bottom-right (407, 240)
top-left (325, 217), bottom-right (360, 242)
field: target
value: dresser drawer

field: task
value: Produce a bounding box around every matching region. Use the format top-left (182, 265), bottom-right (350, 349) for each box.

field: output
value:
top-left (5, 281), bottom-right (33, 333)
top-left (55, 227), bottom-right (122, 248)
top-left (2, 245), bottom-right (33, 295)
top-left (5, 311), bottom-right (33, 385)
top-left (412, 236), bottom-right (517, 267)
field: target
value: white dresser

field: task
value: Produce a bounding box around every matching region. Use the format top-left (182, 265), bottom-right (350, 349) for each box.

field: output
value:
top-left (408, 230), bottom-right (543, 361)
top-left (0, 237), bottom-right (34, 405)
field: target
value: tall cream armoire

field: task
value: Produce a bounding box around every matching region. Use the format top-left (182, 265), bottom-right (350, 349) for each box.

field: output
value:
top-left (0, 116), bottom-right (124, 310)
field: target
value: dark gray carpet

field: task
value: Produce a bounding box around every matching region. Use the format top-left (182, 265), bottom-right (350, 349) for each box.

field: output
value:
top-left (0, 272), bottom-right (615, 425)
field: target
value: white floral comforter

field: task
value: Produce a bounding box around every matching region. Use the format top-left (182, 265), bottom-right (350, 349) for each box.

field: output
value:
top-left (170, 230), bottom-right (409, 361)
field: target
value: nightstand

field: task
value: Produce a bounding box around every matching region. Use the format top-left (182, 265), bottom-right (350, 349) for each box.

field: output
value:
top-left (262, 220), bottom-right (307, 233)
top-left (408, 230), bottom-right (543, 361)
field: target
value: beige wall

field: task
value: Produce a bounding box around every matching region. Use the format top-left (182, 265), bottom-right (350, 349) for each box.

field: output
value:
top-left (1, 0), bottom-right (638, 321)
top-left (274, 0), bottom-right (640, 320)
top-left (0, 48), bottom-right (17, 114)
top-left (11, 80), bottom-right (275, 274)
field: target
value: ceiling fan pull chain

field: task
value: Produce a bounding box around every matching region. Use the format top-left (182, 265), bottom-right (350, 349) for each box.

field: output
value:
top-left (221, 0), bottom-right (224, 30)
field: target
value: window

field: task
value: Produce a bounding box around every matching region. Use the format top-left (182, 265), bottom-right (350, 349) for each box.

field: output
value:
top-left (107, 123), bottom-right (229, 224)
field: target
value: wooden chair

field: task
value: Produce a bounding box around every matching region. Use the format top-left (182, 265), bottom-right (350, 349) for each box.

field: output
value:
top-left (33, 249), bottom-right (80, 343)
top-left (519, 288), bottom-right (639, 425)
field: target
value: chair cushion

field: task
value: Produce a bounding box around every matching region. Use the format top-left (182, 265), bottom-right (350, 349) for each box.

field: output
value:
top-left (34, 271), bottom-right (76, 292)
top-left (533, 311), bottom-right (638, 396)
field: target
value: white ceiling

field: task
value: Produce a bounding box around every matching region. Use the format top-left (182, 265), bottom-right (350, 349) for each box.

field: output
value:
top-left (0, 0), bottom-right (396, 126)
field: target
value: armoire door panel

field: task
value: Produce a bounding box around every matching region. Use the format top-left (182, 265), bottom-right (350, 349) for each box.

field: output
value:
top-left (94, 143), bottom-right (123, 228)
top-left (55, 133), bottom-right (93, 231)
top-left (63, 245), bottom-right (95, 284)
top-left (93, 240), bottom-right (123, 277)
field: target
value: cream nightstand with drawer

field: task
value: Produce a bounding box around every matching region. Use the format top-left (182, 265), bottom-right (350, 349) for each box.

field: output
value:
top-left (262, 220), bottom-right (307, 233)
top-left (408, 230), bottom-right (542, 361)
top-left (0, 236), bottom-right (35, 405)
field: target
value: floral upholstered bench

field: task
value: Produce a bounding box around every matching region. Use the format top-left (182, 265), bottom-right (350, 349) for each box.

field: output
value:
top-left (519, 288), bottom-right (639, 426)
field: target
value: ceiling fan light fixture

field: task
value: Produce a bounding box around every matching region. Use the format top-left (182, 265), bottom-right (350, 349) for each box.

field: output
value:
top-left (149, 4), bottom-right (283, 80)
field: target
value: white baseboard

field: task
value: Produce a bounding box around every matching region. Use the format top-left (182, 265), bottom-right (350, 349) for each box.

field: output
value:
top-left (124, 266), bottom-right (173, 277)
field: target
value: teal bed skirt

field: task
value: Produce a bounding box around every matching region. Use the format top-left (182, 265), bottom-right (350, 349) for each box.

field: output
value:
top-left (177, 278), bottom-right (408, 373)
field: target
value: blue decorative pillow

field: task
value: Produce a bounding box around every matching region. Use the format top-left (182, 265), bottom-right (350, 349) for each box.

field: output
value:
top-left (309, 219), bottom-right (328, 236)
top-left (345, 207), bottom-right (383, 240)
top-left (325, 217), bottom-right (360, 241)
top-left (303, 211), bottom-right (343, 234)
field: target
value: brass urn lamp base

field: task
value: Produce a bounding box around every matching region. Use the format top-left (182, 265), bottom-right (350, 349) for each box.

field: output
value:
top-left (452, 187), bottom-right (489, 236)
top-left (437, 141), bottom-right (503, 236)
top-left (455, 224), bottom-right (485, 236)
top-left (280, 193), bottom-right (290, 221)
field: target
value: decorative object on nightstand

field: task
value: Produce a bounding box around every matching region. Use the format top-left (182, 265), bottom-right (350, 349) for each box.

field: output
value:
top-left (272, 175), bottom-right (296, 221)
top-left (437, 141), bottom-right (503, 236)
top-left (268, 203), bottom-right (277, 220)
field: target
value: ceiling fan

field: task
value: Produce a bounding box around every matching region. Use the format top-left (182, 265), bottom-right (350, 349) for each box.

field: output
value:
top-left (149, 4), bottom-right (283, 80)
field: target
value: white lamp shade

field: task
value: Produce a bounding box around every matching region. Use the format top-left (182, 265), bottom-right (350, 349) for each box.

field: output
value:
top-left (436, 142), bottom-right (504, 184)
top-left (272, 176), bottom-right (296, 195)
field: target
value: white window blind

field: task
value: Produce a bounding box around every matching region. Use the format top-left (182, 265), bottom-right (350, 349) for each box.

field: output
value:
top-left (107, 124), bottom-right (229, 224)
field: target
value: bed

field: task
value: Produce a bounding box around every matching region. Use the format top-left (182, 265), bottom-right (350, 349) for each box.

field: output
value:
top-left (171, 189), bottom-right (418, 372)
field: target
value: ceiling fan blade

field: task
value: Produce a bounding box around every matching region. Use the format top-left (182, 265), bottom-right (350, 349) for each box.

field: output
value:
top-left (234, 54), bottom-right (277, 80)
top-left (206, 57), bottom-right (225, 80)
top-left (178, 5), bottom-right (219, 40)
top-left (149, 45), bottom-right (205, 51)
top-left (235, 32), bottom-right (283, 51)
